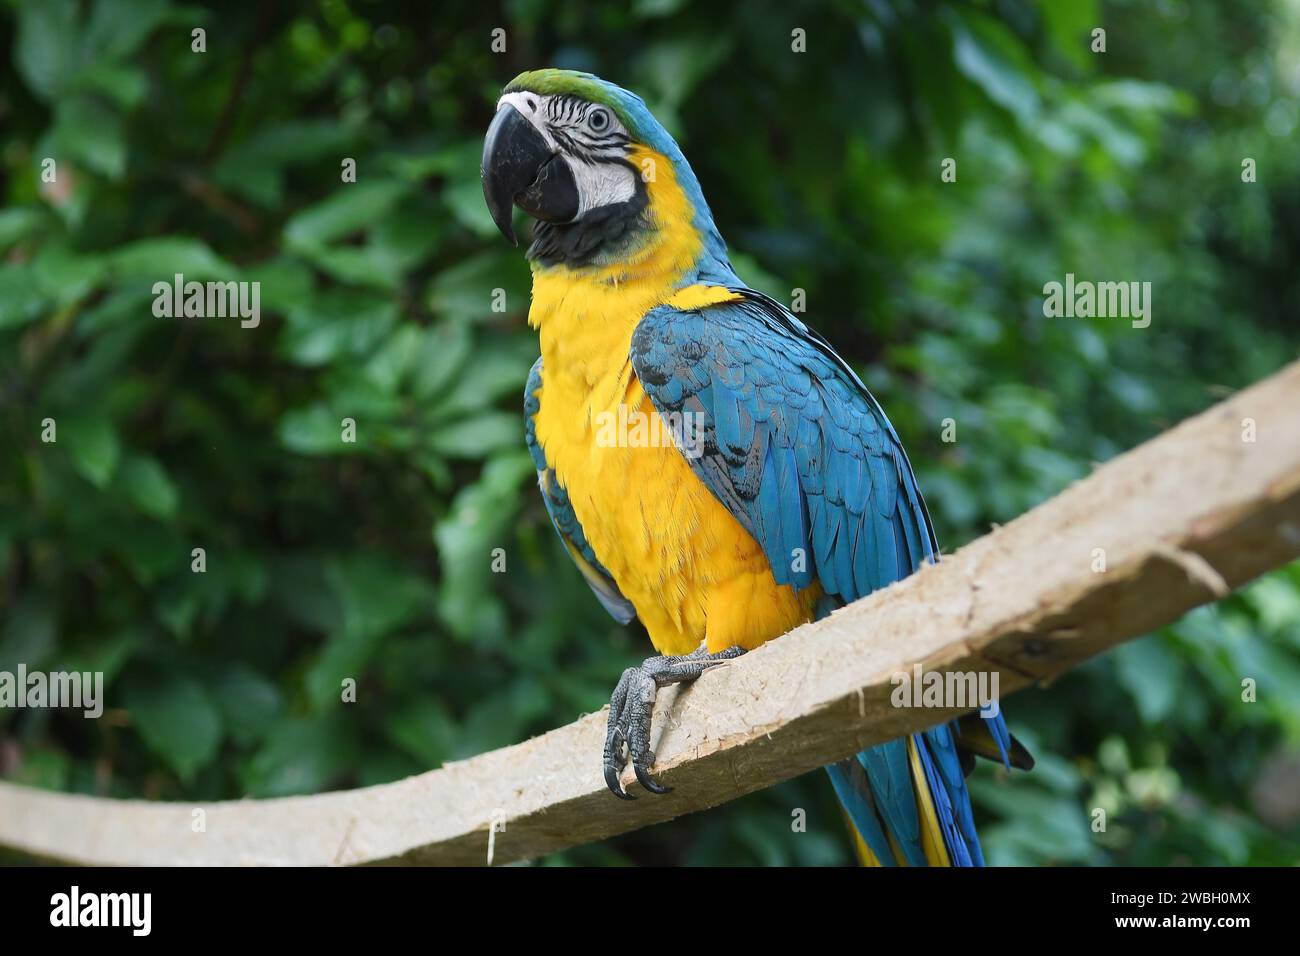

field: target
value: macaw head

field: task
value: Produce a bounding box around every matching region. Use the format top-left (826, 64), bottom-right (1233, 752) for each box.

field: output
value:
top-left (481, 69), bottom-right (722, 269)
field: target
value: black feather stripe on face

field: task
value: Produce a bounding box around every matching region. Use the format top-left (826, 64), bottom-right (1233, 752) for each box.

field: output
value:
top-left (543, 94), bottom-right (631, 163)
top-left (527, 171), bottom-right (649, 268)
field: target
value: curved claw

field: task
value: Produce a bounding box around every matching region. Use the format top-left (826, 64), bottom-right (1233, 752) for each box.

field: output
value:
top-left (634, 763), bottom-right (671, 795)
top-left (602, 647), bottom-right (745, 801)
top-left (605, 762), bottom-right (635, 800)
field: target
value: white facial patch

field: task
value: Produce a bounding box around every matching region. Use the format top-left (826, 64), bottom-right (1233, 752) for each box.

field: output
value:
top-left (494, 91), bottom-right (638, 220)
top-left (568, 157), bottom-right (637, 218)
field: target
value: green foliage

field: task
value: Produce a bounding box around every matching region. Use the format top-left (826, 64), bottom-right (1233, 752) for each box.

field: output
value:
top-left (1, 0), bottom-right (1298, 865)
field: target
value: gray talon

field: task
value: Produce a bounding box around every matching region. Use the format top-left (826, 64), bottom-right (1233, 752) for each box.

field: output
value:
top-left (602, 645), bottom-right (746, 798)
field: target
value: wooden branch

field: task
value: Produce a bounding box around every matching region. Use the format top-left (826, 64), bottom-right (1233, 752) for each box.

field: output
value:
top-left (3, 360), bottom-right (1298, 867)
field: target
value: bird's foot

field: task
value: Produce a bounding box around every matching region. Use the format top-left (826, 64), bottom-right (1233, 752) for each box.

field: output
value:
top-left (602, 645), bottom-right (746, 799)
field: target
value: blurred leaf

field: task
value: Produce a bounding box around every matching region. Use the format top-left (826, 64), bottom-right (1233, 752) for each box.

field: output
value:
top-left (279, 405), bottom-right (351, 455)
top-left (0, 598), bottom-right (58, 672)
top-left (434, 453), bottom-right (534, 640)
top-left (425, 250), bottom-right (529, 322)
top-left (1113, 637), bottom-right (1181, 724)
top-left (328, 553), bottom-right (434, 641)
top-left (45, 98), bottom-right (127, 180)
top-left (279, 290), bottom-right (399, 366)
top-left (242, 714), bottom-right (358, 797)
top-left (213, 120), bottom-right (361, 207)
top-left (0, 208), bottom-right (43, 251)
top-left (122, 670), bottom-right (223, 782)
top-left (118, 455), bottom-right (180, 519)
top-left (109, 238), bottom-right (238, 280)
top-left (56, 631), bottom-right (140, 687)
top-left (210, 665), bottom-right (284, 747)
top-left (303, 555), bottom-right (435, 708)
top-left (284, 180), bottom-right (409, 250)
top-left (950, 14), bottom-right (1040, 126)
top-left (14, 0), bottom-right (81, 101)
top-left (64, 416), bottom-right (121, 488)
top-left (83, 0), bottom-right (175, 61)
top-left (72, 63), bottom-right (148, 108)
top-left (0, 265), bottom-right (51, 329)
top-left (428, 412), bottom-right (521, 459)
top-left (410, 324), bottom-right (474, 399)
top-left (1038, 0), bottom-right (1098, 70)
top-left (635, 34), bottom-right (733, 110)
top-left (384, 698), bottom-right (458, 767)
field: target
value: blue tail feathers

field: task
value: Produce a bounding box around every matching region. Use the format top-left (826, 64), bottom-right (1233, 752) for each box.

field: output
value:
top-left (827, 709), bottom-right (1014, 867)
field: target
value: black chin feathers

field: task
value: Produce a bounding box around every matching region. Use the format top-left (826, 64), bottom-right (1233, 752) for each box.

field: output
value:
top-left (527, 176), bottom-right (649, 268)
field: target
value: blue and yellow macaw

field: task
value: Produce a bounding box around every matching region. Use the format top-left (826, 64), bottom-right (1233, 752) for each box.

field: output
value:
top-left (481, 69), bottom-right (1032, 865)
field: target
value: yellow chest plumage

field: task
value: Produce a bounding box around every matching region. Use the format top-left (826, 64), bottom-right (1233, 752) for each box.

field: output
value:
top-left (528, 149), bottom-right (817, 656)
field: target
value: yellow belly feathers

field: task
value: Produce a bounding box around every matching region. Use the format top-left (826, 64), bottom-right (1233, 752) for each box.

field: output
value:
top-left (528, 148), bottom-right (818, 656)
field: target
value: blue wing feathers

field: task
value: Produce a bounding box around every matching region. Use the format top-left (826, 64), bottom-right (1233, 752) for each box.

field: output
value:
top-left (629, 288), bottom-right (1005, 867)
top-left (631, 292), bottom-right (931, 608)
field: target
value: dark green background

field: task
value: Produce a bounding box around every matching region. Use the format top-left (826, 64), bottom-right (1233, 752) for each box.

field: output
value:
top-left (1, 0), bottom-right (1298, 865)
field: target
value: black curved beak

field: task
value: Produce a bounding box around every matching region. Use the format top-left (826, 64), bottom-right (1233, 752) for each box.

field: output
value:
top-left (481, 104), bottom-right (579, 246)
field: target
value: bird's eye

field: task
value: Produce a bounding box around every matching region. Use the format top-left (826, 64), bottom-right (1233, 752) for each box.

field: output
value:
top-left (588, 107), bottom-right (610, 133)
